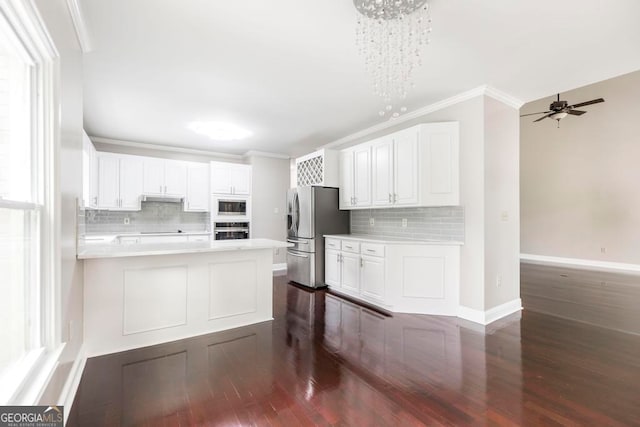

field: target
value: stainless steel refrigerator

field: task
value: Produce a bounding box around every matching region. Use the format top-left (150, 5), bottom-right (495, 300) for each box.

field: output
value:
top-left (286, 186), bottom-right (350, 288)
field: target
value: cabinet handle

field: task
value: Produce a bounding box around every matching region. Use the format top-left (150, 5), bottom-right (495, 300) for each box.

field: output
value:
top-left (345, 245), bottom-right (353, 249)
top-left (93, 196), bottom-right (97, 205)
top-left (159, 185), bottom-right (162, 193)
top-left (388, 193), bottom-right (392, 203)
top-left (393, 193), bottom-right (398, 203)
top-left (366, 249), bottom-right (376, 253)
top-left (164, 185), bottom-right (167, 193)
top-left (360, 257), bottom-right (364, 268)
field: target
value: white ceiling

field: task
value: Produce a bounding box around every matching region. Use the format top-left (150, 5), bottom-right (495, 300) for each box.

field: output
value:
top-left (81, 0), bottom-right (640, 157)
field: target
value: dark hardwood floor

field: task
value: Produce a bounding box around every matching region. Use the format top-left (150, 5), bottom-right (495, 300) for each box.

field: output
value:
top-left (68, 276), bottom-right (640, 426)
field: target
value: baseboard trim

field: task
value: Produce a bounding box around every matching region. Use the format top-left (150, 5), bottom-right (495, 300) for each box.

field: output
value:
top-left (273, 263), bottom-right (286, 276)
top-left (520, 253), bottom-right (640, 275)
top-left (458, 298), bottom-right (522, 325)
top-left (59, 345), bottom-right (87, 425)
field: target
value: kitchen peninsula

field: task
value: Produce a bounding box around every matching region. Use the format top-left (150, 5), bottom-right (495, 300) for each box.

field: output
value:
top-left (79, 239), bottom-right (291, 356)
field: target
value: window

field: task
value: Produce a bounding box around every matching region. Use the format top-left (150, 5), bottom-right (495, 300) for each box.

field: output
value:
top-left (0, 2), bottom-right (58, 404)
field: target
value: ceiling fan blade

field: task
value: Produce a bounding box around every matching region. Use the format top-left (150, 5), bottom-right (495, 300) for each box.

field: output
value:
top-left (534, 113), bottom-right (554, 122)
top-left (520, 111), bottom-right (551, 117)
top-left (567, 110), bottom-right (587, 116)
top-left (568, 98), bottom-right (605, 109)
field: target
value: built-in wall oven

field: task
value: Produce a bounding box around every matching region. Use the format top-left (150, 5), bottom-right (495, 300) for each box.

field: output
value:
top-left (214, 222), bottom-right (250, 240)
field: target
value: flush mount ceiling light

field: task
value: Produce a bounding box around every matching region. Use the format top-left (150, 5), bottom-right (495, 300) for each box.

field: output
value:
top-left (187, 121), bottom-right (252, 141)
top-left (354, 0), bottom-right (432, 120)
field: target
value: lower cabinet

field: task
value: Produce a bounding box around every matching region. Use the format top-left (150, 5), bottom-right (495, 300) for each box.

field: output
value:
top-left (324, 236), bottom-right (460, 315)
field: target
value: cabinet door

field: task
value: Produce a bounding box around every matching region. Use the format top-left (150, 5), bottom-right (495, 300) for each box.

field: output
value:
top-left (421, 122), bottom-right (460, 206)
top-left (360, 255), bottom-right (385, 303)
top-left (164, 160), bottom-right (187, 196)
top-left (353, 145), bottom-right (371, 207)
top-left (394, 128), bottom-right (419, 206)
top-left (97, 155), bottom-right (120, 209)
top-left (338, 150), bottom-right (354, 209)
top-left (185, 163), bottom-right (210, 212)
top-left (142, 158), bottom-right (165, 195)
top-left (341, 252), bottom-right (360, 294)
top-left (325, 249), bottom-right (341, 288)
top-left (119, 156), bottom-right (143, 210)
top-left (230, 165), bottom-right (251, 195)
top-left (210, 162), bottom-right (232, 194)
top-left (371, 138), bottom-right (394, 207)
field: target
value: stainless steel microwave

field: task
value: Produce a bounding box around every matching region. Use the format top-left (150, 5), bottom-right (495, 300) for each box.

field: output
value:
top-left (212, 195), bottom-right (250, 220)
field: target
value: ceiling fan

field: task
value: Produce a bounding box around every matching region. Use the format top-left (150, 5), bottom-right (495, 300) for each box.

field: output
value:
top-left (521, 94), bottom-right (605, 126)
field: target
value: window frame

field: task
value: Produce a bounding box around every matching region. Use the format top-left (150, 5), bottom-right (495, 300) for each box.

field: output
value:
top-left (0, 0), bottom-right (61, 405)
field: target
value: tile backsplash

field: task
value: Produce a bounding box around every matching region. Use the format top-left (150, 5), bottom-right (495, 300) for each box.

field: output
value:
top-left (82, 201), bottom-right (209, 234)
top-left (350, 206), bottom-right (464, 241)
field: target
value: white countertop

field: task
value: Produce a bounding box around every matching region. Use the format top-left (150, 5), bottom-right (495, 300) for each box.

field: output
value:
top-left (78, 238), bottom-right (292, 260)
top-left (323, 234), bottom-right (464, 245)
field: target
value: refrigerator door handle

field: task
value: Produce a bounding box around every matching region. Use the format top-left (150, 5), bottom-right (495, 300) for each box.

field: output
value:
top-left (287, 250), bottom-right (309, 258)
top-left (287, 239), bottom-right (308, 244)
top-left (293, 192), bottom-right (300, 233)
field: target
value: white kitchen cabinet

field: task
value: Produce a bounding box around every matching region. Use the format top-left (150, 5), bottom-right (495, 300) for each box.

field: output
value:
top-left (97, 154), bottom-right (143, 211)
top-left (324, 236), bottom-right (460, 315)
top-left (119, 156), bottom-right (144, 210)
top-left (360, 255), bottom-right (385, 304)
top-left (338, 145), bottom-right (371, 209)
top-left (339, 252), bottom-right (360, 295)
top-left (138, 235), bottom-right (188, 244)
top-left (210, 161), bottom-right (252, 195)
top-left (339, 150), bottom-right (354, 209)
top-left (97, 155), bottom-right (120, 209)
top-left (164, 161), bottom-right (187, 196)
top-left (187, 234), bottom-right (210, 242)
top-left (325, 249), bottom-right (341, 288)
top-left (419, 122), bottom-right (459, 206)
top-left (393, 127), bottom-right (420, 205)
top-left (371, 138), bottom-right (394, 207)
top-left (185, 163), bottom-right (210, 212)
top-left (142, 158), bottom-right (187, 197)
top-left (340, 122), bottom-right (459, 209)
top-left (82, 131), bottom-right (98, 208)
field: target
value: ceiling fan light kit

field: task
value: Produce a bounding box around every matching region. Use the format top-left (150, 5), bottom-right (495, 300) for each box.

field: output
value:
top-left (353, 0), bottom-right (432, 120)
top-left (520, 93), bottom-right (605, 127)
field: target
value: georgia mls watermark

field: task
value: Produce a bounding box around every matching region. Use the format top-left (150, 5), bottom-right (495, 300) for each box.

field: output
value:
top-left (0, 406), bottom-right (63, 427)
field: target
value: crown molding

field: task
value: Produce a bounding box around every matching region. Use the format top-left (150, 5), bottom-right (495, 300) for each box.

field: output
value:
top-left (483, 85), bottom-right (525, 109)
top-left (65, 0), bottom-right (92, 53)
top-left (90, 136), bottom-right (244, 160)
top-left (319, 85), bottom-right (524, 151)
top-left (243, 150), bottom-right (290, 160)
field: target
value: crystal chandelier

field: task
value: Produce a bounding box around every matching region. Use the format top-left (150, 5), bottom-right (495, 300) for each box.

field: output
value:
top-left (354, 0), bottom-right (432, 119)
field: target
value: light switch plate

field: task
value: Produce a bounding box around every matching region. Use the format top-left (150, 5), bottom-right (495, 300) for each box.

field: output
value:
top-left (369, 218), bottom-right (375, 226)
top-left (402, 218), bottom-right (408, 228)
top-left (124, 217), bottom-right (130, 225)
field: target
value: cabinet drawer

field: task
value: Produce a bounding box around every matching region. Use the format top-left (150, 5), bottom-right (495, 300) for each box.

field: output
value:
top-left (361, 243), bottom-right (385, 257)
top-left (341, 241), bottom-right (360, 254)
top-left (325, 238), bottom-right (341, 250)
top-left (188, 235), bottom-right (210, 242)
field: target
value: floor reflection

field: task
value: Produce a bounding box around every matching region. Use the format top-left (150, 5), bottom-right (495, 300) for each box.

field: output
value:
top-left (69, 276), bottom-right (640, 426)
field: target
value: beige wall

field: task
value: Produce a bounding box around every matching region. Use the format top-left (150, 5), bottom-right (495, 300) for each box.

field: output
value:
top-left (484, 97), bottom-right (520, 309)
top-left (35, 0), bottom-right (85, 405)
top-left (521, 70), bottom-right (640, 264)
top-left (248, 155), bottom-right (290, 265)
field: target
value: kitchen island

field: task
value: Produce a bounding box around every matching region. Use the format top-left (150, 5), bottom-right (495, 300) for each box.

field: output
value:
top-left (79, 239), bottom-right (291, 356)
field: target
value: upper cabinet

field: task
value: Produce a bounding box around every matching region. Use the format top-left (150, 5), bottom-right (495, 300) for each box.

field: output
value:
top-left (97, 153), bottom-right (144, 211)
top-left (340, 122), bottom-right (459, 210)
top-left (210, 161), bottom-right (251, 195)
top-left (82, 131), bottom-right (98, 208)
top-left (142, 158), bottom-right (187, 197)
top-left (339, 145), bottom-right (372, 209)
top-left (185, 163), bottom-right (210, 212)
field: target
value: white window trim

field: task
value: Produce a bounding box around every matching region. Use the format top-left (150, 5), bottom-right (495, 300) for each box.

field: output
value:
top-left (0, 0), bottom-right (61, 405)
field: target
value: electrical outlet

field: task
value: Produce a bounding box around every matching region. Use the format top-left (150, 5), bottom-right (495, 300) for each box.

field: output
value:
top-left (401, 218), bottom-right (408, 228)
top-left (501, 211), bottom-right (509, 222)
top-left (124, 217), bottom-right (130, 225)
top-left (601, 247), bottom-right (606, 253)
top-left (496, 274), bottom-right (502, 288)
top-left (369, 217), bottom-right (375, 227)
